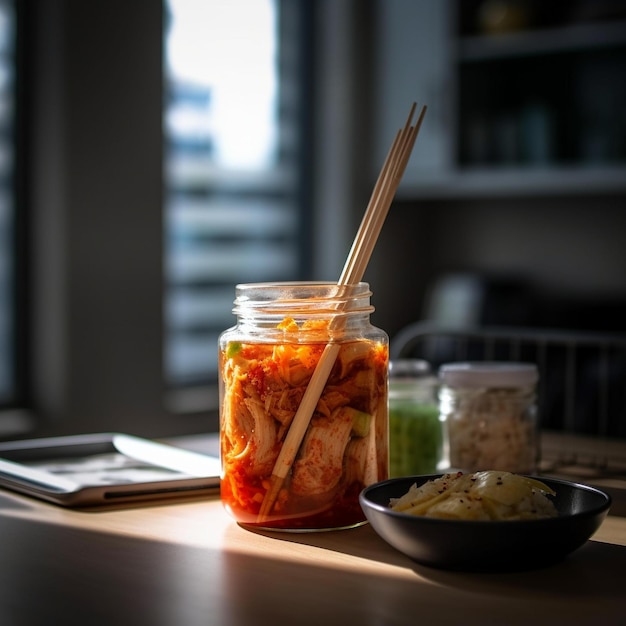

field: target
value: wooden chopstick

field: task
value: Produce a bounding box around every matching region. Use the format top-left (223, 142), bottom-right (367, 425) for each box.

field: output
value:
top-left (342, 104), bottom-right (426, 285)
top-left (257, 103), bottom-right (427, 522)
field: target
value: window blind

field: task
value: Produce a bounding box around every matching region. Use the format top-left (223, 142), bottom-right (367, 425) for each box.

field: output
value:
top-left (163, 0), bottom-right (308, 394)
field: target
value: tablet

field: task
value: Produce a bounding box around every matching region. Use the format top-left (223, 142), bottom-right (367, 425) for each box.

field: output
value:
top-left (0, 432), bottom-right (221, 507)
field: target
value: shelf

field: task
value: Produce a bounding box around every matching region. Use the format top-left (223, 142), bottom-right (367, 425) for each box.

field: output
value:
top-left (458, 19), bottom-right (626, 62)
top-left (398, 164), bottom-right (626, 200)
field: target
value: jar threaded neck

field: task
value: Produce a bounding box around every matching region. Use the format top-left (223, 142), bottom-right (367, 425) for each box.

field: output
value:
top-left (232, 282), bottom-right (374, 318)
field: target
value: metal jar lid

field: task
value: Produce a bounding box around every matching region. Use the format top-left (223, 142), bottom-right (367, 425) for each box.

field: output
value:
top-left (439, 362), bottom-right (538, 388)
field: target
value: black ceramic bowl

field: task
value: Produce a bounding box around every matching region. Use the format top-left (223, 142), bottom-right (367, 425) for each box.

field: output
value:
top-left (360, 474), bottom-right (611, 572)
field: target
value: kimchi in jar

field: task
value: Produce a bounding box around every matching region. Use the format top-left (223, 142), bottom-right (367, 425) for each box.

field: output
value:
top-left (218, 282), bottom-right (388, 531)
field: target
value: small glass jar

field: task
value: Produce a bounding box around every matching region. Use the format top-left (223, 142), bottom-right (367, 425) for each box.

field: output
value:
top-left (388, 360), bottom-right (443, 477)
top-left (218, 282), bottom-right (388, 531)
top-left (438, 362), bottom-right (539, 473)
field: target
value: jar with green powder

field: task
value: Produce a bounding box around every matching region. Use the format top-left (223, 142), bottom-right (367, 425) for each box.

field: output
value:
top-left (388, 359), bottom-right (443, 477)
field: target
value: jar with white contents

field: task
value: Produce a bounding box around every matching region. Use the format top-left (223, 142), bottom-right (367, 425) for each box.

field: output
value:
top-left (438, 362), bottom-right (539, 474)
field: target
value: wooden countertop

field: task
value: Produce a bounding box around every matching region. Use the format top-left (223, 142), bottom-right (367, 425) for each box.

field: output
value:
top-left (1, 432), bottom-right (625, 625)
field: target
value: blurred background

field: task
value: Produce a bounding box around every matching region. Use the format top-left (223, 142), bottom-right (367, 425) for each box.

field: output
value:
top-left (0, 0), bottom-right (625, 440)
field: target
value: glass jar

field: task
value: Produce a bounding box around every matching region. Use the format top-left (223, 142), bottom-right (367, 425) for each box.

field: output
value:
top-left (388, 360), bottom-right (443, 477)
top-left (438, 362), bottom-right (539, 473)
top-left (218, 282), bottom-right (388, 531)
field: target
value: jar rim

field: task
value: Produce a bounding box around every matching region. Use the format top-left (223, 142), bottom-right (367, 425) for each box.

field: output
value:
top-left (232, 281), bottom-right (374, 316)
top-left (235, 280), bottom-right (370, 293)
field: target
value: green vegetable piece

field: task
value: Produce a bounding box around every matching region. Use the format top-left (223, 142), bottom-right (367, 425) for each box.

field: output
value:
top-left (226, 341), bottom-right (242, 358)
top-left (345, 407), bottom-right (371, 438)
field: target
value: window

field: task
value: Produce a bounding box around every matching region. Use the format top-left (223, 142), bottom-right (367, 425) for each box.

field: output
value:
top-left (163, 0), bottom-right (309, 407)
top-left (0, 2), bottom-right (313, 437)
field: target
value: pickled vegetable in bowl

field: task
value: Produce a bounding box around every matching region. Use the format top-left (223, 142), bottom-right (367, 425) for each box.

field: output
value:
top-left (360, 474), bottom-right (612, 571)
top-left (390, 471), bottom-right (558, 520)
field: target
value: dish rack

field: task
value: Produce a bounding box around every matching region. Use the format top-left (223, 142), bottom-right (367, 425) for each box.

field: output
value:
top-left (389, 321), bottom-right (626, 480)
